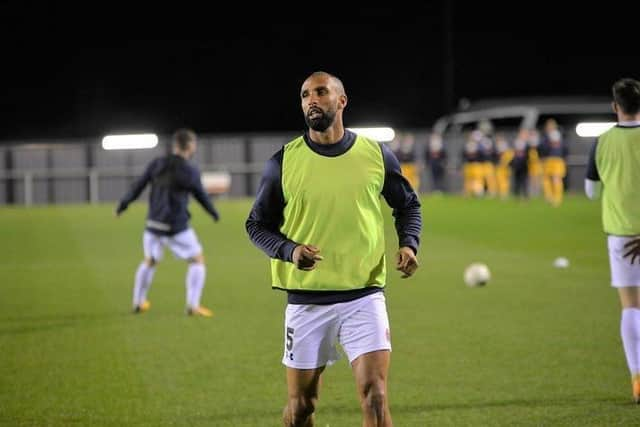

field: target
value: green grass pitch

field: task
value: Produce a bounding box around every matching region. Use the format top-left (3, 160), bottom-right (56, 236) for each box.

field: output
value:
top-left (1, 195), bottom-right (637, 426)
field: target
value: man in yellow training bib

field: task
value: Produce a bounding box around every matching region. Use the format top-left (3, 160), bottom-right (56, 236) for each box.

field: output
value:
top-left (585, 77), bottom-right (640, 403)
top-left (246, 71), bottom-right (422, 426)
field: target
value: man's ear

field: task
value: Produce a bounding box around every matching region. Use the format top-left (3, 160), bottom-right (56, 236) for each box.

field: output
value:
top-left (338, 94), bottom-right (348, 110)
top-left (612, 101), bottom-right (618, 114)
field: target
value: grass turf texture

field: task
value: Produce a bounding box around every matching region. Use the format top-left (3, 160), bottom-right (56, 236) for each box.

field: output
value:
top-left (0, 195), bottom-right (635, 426)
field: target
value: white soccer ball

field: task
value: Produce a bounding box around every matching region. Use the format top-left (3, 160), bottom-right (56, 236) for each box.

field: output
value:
top-left (553, 257), bottom-right (570, 268)
top-left (464, 263), bottom-right (491, 287)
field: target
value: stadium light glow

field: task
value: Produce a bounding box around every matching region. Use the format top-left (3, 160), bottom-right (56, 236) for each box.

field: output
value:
top-left (347, 127), bottom-right (395, 142)
top-left (575, 122), bottom-right (616, 138)
top-left (102, 134), bottom-right (159, 150)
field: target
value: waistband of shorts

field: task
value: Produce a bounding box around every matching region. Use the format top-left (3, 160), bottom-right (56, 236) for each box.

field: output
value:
top-left (282, 287), bottom-right (384, 305)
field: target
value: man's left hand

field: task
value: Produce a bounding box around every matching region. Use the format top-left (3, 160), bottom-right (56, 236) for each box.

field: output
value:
top-left (396, 246), bottom-right (419, 279)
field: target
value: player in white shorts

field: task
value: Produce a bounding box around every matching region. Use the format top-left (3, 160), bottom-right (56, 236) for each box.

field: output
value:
top-left (282, 293), bottom-right (391, 370)
top-left (116, 129), bottom-right (220, 317)
top-left (585, 77), bottom-right (640, 402)
top-left (247, 72), bottom-right (422, 426)
top-left (607, 236), bottom-right (640, 288)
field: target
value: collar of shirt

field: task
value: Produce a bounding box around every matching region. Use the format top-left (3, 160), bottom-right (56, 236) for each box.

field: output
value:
top-left (303, 129), bottom-right (356, 157)
top-left (618, 120), bottom-right (640, 127)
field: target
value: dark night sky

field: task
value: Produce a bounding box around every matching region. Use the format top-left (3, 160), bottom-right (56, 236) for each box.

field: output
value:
top-left (2, 3), bottom-right (639, 141)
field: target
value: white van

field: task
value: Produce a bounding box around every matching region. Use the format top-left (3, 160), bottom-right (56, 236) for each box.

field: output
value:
top-left (428, 96), bottom-right (615, 193)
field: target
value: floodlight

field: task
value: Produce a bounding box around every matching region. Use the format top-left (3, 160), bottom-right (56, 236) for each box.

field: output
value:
top-left (102, 134), bottom-right (158, 150)
top-left (575, 122), bottom-right (616, 138)
top-left (347, 127), bottom-right (395, 142)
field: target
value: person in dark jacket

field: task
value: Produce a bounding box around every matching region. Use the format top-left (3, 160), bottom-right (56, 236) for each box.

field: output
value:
top-left (116, 128), bottom-right (220, 317)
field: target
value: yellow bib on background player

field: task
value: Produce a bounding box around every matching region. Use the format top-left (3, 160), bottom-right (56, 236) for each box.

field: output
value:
top-left (596, 126), bottom-right (640, 235)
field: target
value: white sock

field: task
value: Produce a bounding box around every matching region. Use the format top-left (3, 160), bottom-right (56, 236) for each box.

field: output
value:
top-left (133, 262), bottom-right (156, 307)
top-left (621, 308), bottom-right (640, 376)
top-left (186, 263), bottom-right (206, 309)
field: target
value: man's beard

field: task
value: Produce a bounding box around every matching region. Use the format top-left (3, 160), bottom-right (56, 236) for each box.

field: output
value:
top-left (304, 107), bottom-right (336, 132)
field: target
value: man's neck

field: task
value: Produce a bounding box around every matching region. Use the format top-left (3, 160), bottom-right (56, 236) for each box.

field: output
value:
top-left (308, 125), bottom-right (345, 145)
top-left (172, 151), bottom-right (188, 159)
top-left (619, 112), bottom-right (640, 123)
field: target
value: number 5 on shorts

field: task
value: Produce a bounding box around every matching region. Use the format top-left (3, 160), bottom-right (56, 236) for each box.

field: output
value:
top-left (286, 327), bottom-right (294, 360)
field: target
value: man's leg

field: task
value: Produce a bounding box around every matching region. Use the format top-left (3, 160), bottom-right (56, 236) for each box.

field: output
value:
top-left (542, 172), bottom-right (553, 203)
top-left (339, 293), bottom-right (392, 426)
top-left (352, 350), bottom-right (392, 427)
top-left (133, 257), bottom-right (156, 312)
top-left (552, 176), bottom-right (564, 205)
top-left (134, 231), bottom-right (164, 313)
top-left (485, 165), bottom-right (497, 197)
top-left (618, 287), bottom-right (640, 401)
top-left (283, 367), bottom-right (324, 427)
top-left (168, 229), bottom-right (212, 317)
top-left (282, 301), bottom-right (338, 426)
top-left (186, 253), bottom-right (207, 310)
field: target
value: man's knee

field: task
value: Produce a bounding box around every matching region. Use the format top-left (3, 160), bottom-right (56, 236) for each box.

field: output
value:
top-left (189, 253), bottom-right (205, 264)
top-left (360, 380), bottom-right (387, 413)
top-left (144, 257), bottom-right (157, 267)
top-left (288, 395), bottom-right (317, 421)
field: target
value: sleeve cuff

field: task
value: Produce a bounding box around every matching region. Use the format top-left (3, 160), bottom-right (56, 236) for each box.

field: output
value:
top-left (277, 240), bottom-right (299, 262)
top-left (399, 237), bottom-right (419, 255)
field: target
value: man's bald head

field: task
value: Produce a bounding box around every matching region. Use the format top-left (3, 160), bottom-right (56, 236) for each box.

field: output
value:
top-left (300, 71), bottom-right (348, 134)
top-left (305, 71), bottom-right (346, 96)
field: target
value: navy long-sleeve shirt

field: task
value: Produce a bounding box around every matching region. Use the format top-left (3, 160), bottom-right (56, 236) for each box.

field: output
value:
top-left (585, 138), bottom-right (600, 181)
top-left (246, 130), bottom-right (422, 304)
top-left (117, 154), bottom-right (220, 235)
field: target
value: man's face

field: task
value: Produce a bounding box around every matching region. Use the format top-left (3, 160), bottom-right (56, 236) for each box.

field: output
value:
top-left (181, 141), bottom-right (196, 160)
top-left (300, 75), bottom-right (345, 132)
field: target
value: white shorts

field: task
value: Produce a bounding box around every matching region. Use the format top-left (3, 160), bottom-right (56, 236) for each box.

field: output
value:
top-left (608, 235), bottom-right (640, 287)
top-left (282, 292), bottom-right (391, 369)
top-left (143, 228), bottom-right (203, 261)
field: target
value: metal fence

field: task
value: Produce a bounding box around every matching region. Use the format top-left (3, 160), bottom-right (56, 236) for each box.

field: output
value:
top-left (0, 127), bottom-right (593, 206)
top-left (0, 133), bottom-right (299, 205)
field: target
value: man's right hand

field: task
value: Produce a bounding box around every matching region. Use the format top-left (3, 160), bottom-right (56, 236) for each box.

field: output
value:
top-left (115, 202), bottom-right (126, 217)
top-left (292, 245), bottom-right (323, 271)
top-left (624, 237), bottom-right (640, 264)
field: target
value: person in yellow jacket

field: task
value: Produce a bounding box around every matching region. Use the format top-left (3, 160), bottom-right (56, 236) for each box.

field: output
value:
top-left (526, 129), bottom-right (543, 197)
top-left (541, 120), bottom-right (567, 206)
top-left (388, 132), bottom-right (420, 192)
top-left (461, 131), bottom-right (484, 197)
top-left (478, 133), bottom-right (497, 197)
top-left (494, 133), bottom-right (514, 199)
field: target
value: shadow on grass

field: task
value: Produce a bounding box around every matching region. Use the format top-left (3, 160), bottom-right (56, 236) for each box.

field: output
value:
top-left (4, 396), bottom-right (633, 427)
top-left (0, 309), bottom-right (215, 336)
top-left (180, 396), bottom-right (633, 425)
top-left (316, 395), bottom-right (626, 415)
top-left (0, 311), bottom-right (131, 336)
